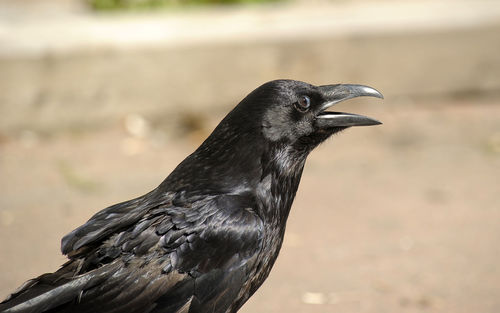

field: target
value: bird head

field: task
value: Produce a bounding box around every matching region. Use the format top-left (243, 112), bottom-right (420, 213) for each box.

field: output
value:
top-left (233, 79), bottom-right (383, 152)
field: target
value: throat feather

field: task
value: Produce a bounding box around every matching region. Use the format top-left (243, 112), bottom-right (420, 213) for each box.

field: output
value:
top-left (257, 146), bottom-right (306, 224)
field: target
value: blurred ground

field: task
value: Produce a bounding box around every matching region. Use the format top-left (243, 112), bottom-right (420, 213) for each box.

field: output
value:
top-left (1, 97), bottom-right (499, 312)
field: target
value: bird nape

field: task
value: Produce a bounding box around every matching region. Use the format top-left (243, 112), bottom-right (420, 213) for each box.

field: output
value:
top-left (0, 79), bottom-right (383, 313)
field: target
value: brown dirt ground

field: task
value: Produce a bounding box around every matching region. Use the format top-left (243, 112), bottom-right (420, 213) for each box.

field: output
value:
top-left (0, 98), bottom-right (499, 312)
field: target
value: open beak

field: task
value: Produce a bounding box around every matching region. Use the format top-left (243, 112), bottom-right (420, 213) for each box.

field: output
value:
top-left (315, 84), bottom-right (383, 128)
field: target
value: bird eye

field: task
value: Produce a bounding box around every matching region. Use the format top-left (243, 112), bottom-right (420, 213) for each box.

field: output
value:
top-left (295, 95), bottom-right (311, 112)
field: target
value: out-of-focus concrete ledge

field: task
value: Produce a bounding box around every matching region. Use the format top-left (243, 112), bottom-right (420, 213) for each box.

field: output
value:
top-left (1, 0), bottom-right (499, 57)
top-left (1, 0), bottom-right (499, 134)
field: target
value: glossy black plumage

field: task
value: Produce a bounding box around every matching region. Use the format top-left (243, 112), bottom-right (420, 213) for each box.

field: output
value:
top-left (0, 80), bottom-right (382, 313)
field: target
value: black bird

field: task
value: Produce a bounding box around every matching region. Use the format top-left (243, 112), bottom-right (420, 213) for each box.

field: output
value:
top-left (0, 79), bottom-right (382, 313)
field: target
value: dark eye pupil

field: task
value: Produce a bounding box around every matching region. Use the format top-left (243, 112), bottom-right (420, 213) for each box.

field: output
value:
top-left (299, 96), bottom-right (310, 110)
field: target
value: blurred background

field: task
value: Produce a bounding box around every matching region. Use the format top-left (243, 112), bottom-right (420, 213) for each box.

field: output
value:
top-left (1, 0), bottom-right (499, 312)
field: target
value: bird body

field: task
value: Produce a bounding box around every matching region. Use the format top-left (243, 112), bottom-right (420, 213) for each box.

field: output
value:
top-left (0, 80), bottom-right (382, 313)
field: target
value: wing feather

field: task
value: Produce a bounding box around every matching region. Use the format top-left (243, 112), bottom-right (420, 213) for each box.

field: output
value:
top-left (1, 193), bottom-right (263, 313)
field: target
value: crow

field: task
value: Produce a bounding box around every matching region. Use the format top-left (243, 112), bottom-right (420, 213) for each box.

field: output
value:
top-left (0, 79), bottom-right (382, 313)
